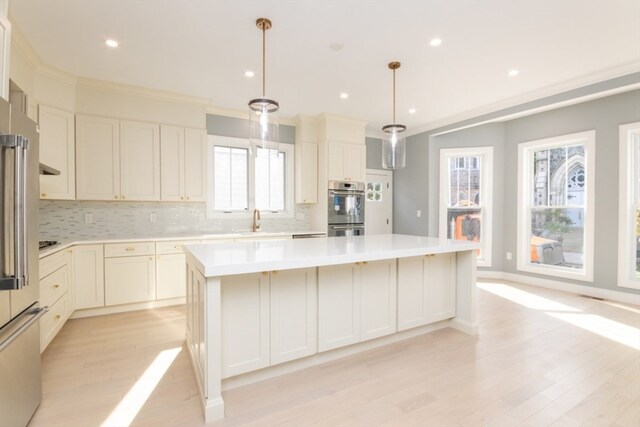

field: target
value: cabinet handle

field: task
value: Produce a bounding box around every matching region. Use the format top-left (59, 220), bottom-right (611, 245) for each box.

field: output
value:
top-left (55, 314), bottom-right (61, 320)
top-left (114, 195), bottom-right (119, 199)
top-left (41, 193), bottom-right (47, 197)
top-left (272, 270), bottom-right (278, 275)
top-left (149, 257), bottom-right (153, 261)
top-left (53, 284), bottom-right (60, 289)
top-left (125, 248), bottom-right (136, 251)
top-left (363, 261), bottom-right (368, 265)
top-left (121, 195), bottom-right (126, 200)
top-left (262, 271), bottom-right (268, 276)
top-left (355, 262), bottom-right (360, 265)
top-left (186, 197), bottom-right (190, 200)
top-left (180, 197), bottom-right (184, 200)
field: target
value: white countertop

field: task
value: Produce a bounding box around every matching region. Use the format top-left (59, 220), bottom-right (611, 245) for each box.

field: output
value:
top-left (184, 234), bottom-right (480, 277)
top-left (38, 230), bottom-right (326, 258)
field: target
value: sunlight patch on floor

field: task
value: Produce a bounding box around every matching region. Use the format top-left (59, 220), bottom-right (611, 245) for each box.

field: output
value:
top-left (101, 346), bottom-right (182, 427)
top-left (478, 282), bottom-right (640, 350)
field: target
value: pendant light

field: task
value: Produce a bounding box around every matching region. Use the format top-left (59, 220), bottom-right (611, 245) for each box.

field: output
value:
top-left (381, 61), bottom-right (406, 170)
top-left (249, 18), bottom-right (279, 158)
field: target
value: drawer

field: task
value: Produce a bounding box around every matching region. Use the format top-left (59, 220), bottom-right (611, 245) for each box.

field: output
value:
top-left (41, 294), bottom-right (67, 349)
top-left (104, 242), bottom-right (155, 258)
top-left (39, 265), bottom-right (68, 306)
top-left (39, 250), bottom-right (67, 279)
top-left (156, 240), bottom-right (198, 255)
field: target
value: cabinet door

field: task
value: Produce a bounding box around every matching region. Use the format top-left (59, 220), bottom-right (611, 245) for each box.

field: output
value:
top-left (397, 256), bottom-right (428, 331)
top-left (0, 10), bottom-right (9, 101)
top-left (160, 124), bottom-right (184, 201)
top-left (270, 268), bottom-right (317, 365)
top-left (38, 105), bottom-right (75, 200)
top-left (156, 253), bottom-right (186, 299)
top-left (327, 141), bottom-right (346, 181)
top-left (318, 263), bottom-right (360, 352)
top-left (184, 128), bottom-right (207, 201)
top-left (120, 120), bottom-right (161, 201)
top-left (105, 255), bottom-right (156, 306)
top-left (76, 116), bottom-right (120, 200)
top-left (221, 273), bottom-right (269, 378)
top-left (360, 260), bottom-right (397, 341)
top-left (427, 253), bottom-right (456, 322)
top-left (345, 143), bottom-right (366, 182)
top-left (295, 142), bottom-right (318, 203)
top-left (73, 245), bottom-right (105, 309)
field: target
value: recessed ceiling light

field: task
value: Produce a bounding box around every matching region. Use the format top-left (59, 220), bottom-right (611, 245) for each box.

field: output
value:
top-left (409, 108), bottom-right (416, 114)
top-left (340, 93), bottom-right (349, 99)
top-left (508, 69), bottom-right (520, 77)
top-left (105, 39), bottom-right (119, 48)
top-left (245, 70), bottom-right (255, 78)
top-left (430, 38), bottom-right (442, 47)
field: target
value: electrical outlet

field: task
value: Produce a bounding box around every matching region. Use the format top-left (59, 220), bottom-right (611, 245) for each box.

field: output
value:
top-left (506, 252), bottom-right (512, 260)
top-left (84, 213), bottom-right (93, 224)
top-left (149, 213), bottom-right (157, 223)
top-left (416, 210), bottom-right (422, 218)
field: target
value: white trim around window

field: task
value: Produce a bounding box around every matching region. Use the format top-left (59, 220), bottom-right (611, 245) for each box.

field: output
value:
top-left (206, 135), bottom-right (295, 219)
top-left (517, 130), bottom-right (595, 282)
top-left (439, 146), bottom-right (493, 267)
top-left (618, 122), bottom-right (640, 289)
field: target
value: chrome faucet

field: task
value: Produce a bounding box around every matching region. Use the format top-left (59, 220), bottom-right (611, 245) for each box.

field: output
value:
top-left (252, 209), bottom-right (261, 232)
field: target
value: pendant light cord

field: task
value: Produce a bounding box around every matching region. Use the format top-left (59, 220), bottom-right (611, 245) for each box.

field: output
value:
top-left (262, 25), bottom-right (266, 98)
top-left (392, 68), bottom-right (396, 123)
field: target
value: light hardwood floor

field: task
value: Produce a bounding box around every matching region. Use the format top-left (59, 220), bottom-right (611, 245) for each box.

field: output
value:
top-left (29, 281), bottom-right (640, 427)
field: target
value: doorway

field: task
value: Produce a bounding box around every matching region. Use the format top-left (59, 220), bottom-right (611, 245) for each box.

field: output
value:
top-left (365, 169), bottom-right (393, 235)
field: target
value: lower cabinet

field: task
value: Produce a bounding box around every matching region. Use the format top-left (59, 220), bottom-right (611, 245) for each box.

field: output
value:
top-left (318, 259), bottom-right (397, 352)
top-left (39, 249), bottom-right (73, 352)
top-left (105, 255), bottom-right (156, 306)
top-left (397, 253), bottom-right (456, 331)
top-left (221, 267), bottom-right (318, 377)
top-left (72, 244), bottom-right (105, 310)
top-left (186, 262), bottom-right (206, 388)
top-left (156, 254), bottom-right (186, 299)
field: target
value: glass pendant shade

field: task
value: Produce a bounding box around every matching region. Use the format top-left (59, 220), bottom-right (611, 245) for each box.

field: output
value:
top-left (249, 97), bottom-right (279, 157)
top-left (382, 124), bottom-right (406, 170)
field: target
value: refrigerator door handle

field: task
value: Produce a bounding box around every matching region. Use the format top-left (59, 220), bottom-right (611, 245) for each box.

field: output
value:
top-left (21, 138), bottom-right (29, 287)
top-left (0, 306), bottom-right (48, 353)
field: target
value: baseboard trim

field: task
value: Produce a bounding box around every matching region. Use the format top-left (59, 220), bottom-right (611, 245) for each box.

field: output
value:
top-left (70, 297), bottom-right (185, 319)
top-left (477, 271), bottom-right (640, 305)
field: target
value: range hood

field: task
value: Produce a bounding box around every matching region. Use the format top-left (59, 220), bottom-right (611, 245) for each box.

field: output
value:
top-left (39, 163), bottom-right (60, 176)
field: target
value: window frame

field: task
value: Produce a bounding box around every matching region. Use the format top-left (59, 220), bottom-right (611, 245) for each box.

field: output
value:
top-left (517, 130), bottom-right (595, 282)
top-left (439, 146), bottom-right (494, 267)
top-left (207, 135), bottom-right (294, 219)
top-left (618, 122), bottom-right (640, 289)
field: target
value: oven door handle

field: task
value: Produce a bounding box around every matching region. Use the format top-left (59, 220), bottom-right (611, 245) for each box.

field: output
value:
top-left (330, 225), bottom-right (364, 230)
top-left (330, 190), bottom-right (364, 197)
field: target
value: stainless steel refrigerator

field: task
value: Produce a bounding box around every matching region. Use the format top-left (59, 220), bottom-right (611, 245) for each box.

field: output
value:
top-left (0, 96), bottom-right (46, 427)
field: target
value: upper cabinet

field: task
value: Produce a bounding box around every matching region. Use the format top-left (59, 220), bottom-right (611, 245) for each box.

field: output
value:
top-left (160, 125), bottom-right (207, 202)
top-left (76, 115), bottom-right (121, 200)
top-left (327, 141), bottom-right (365, 183)
top-left (120, 120), bottom-right (161, 201)
top-left (0, 0), bottom-right (10, 101)
top-left (39, 105), bottom-right (76, 200)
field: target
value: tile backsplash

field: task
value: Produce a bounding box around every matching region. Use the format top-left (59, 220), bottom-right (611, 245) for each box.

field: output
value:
top-left (39, 201), bottom-right (312, 241)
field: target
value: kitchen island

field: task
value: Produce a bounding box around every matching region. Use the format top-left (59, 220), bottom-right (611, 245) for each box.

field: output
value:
top-left (184, 234), bottom-right (480, 422)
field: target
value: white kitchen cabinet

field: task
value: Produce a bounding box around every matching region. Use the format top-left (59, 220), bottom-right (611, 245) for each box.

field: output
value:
top-left (38, 105), bottom-right (75, 200)
top-left (221, 273), bottom-right (270, 378)
top-left (104, 241), bottom-right (156, 306)
top-left (186, 262), bottom-right (206, 389)
top-left (39, 249), bottom-right (73, 352)
top-left (156, 253), bottom-right (186, 300)
top-left (76, 115), bottom-right (120, 200)
top-left (120, 120), bottom-right (160, 201)
top-left (270, 268), bottom-right (317, 365)
top-left (360, 260), bottom-right (397, 341)
top-left (160, 126), bottom-right (207, 202)
top-left (0, 3), bottom-right (10, 101)
top-left (319, 259), bottom-right (396, 352)
top-left (327, 141), bottom-right (366, 182)
top-left (295, 142), bottom-right (318, 203)
top-left (397, 253), bottom-right (456, 331)
top-left (318, 263), bottom-right (360, 352)
top-left (73, 245), bottom-right (105, 310)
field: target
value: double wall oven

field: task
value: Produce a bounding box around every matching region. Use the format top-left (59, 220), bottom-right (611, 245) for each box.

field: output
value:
top-left (327, 181), bottom-right (365, 237)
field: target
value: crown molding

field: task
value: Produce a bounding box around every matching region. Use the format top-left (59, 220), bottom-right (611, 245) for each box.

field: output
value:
top-left (9, 18), bottom-right (43, 69)
top-left (207, 105), bottom-right (297, 127)
top-left (404, 62), bottom-right (640, 138)
top-left (317, 112), bottom-right (369, 127)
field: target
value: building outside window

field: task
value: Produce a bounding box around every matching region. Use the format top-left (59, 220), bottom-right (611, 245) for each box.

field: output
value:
top-left (618, 122), bottom-right (640, 289)
top-left (439, 146), bottom-right (493, 267)
top-left (517, 130), bottom-right (595, 281)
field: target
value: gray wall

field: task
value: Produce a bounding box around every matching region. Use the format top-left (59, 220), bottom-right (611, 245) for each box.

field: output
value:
top-left (206, 114), bottom-right (296, 144)
top-left (365, 137), bottom-right (383, 169)
top-left (395, 86), bottom-right (640, 294)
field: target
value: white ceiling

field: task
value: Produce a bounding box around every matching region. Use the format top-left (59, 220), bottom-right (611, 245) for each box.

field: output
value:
top-left (9, 0), bottom-right (640, 134)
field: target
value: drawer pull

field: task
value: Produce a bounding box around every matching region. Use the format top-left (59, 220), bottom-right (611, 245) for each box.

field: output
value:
top-left (272, 270), bottom-right (278, 275)
top-left (125, 248), bottom-right (136, 251)
top-left (54, 314), bottom-right (61, 320)
top-left (262, 271), bottom-right (268, 276)
top-left (149, 257), bottom-right (153, 261)
top-left (53, 284), bottom-right (60, 288)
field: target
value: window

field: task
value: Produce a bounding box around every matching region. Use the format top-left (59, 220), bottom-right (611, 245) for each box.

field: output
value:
top-left (208, 136), bottom-right (294, 218)
top-left (618, 122), bottom-right (640, 289)
top-left (439, 147), bottom-right (493, 267)
top-left (517, 130), bottom-right (595, 281)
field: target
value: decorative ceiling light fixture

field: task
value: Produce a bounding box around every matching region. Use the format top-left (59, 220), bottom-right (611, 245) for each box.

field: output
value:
top-left (249, 18), bottom-right (279, 157)
top-left (382, 61), bottom-right (406, 170)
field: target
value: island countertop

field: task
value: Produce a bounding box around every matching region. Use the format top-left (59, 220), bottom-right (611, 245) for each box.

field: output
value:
top-left (184, 234), bottom-right (480, 277)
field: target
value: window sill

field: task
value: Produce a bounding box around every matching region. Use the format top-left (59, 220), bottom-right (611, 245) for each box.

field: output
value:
top-left (517, 262), bottom-right (593, 282)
